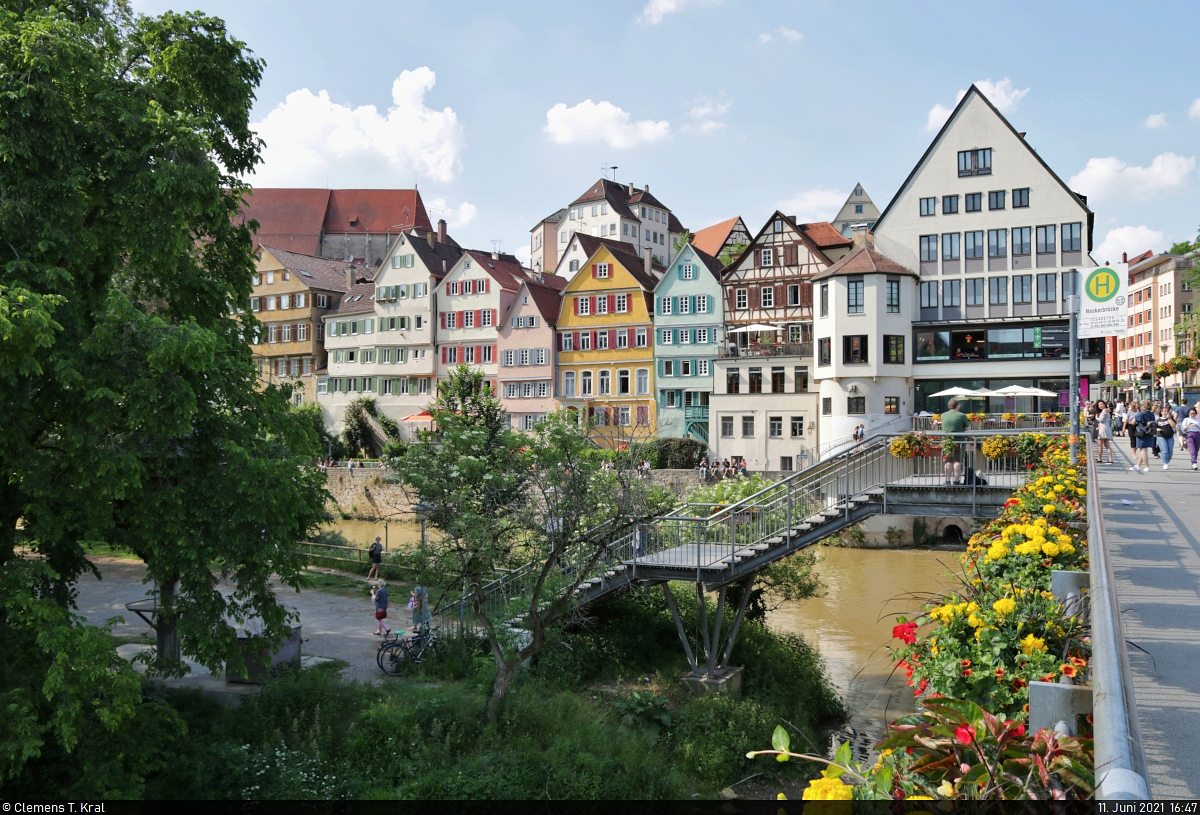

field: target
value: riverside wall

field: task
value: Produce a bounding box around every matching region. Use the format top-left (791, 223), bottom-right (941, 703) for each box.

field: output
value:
top-left (323, 468), bottom-right (411, 519)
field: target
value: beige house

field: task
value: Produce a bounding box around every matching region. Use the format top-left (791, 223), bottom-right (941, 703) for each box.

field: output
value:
top-left (1117, 251), bottom-right (1197, 399)
top-left (832, 184), bottom-right (881, 237)
top-left (250, 247), bottom-right (373, 405)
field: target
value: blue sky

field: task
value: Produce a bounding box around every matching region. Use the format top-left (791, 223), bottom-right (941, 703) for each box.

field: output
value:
top-left (135, 0), bottom-right (1200, 265)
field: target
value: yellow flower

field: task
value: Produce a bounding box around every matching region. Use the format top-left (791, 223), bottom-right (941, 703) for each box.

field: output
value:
top-left (1020, 633), bottom-right (1047, 654)
top-left (937, 779), bottom-right (956, 797)
top-left (1060, 542), bottom-right (1076, 555)
top-left (1041, 541), bottom-right (1061, 557)
top-left (1054, 484), bottom-right (1066, 493)
top-left (993, 597), bottom-right (1017, 616)
top-left (967, 613), bottom-right (984, 628)
top-left (1046, 526), bottom-right (1060, 535)
top-left (1043, 504), bottom-right (1056, 514)
top-left (908, 796), bottom-right (934, 800)
top-left (802, 777), bottom-right (854, 801)
top-left (1067, 468), bottom-right (1077, 476)
top-left (1033, 517), bottom-right (1048, 527)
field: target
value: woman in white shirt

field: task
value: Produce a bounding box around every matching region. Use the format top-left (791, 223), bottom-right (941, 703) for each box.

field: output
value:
top-left (1114, 401), bottom-right (1127, 437)
top-left (1096, 401), bottom-right (1114, 464)
top-left (1182, 407), bottom-right (1200, 470)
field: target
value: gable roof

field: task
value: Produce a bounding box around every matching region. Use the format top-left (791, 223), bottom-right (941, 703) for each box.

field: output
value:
top-left (574, 233), bottom-right (641, 258)
top-left (240, 189), bottom-right (331, 255)
top-left (399, 230), bottom-right (465, 278)
top-left (606, 246), bottom-right (662, 291)
top-left (691, 217), bottom-right (742, 257)
top-left (723, 210), bottom-right (835, 277)
top-left (872, 85), bottom-right (1091, 235)
top-left (458, 250), bottom-right (529, 290)
top-left (566, 178), bottom-right (683, 231)
top-left (323, 282), bottom-right (378, 317)
top-left (532, 208), bottom-right (568, 231)
top-left (810, 246), bottom-right (917, 281)
top-left (798, 221), bottom-right (853, 249)
top-left (523, 278), bottom-right (566, 326)
top-left (323, 189), bottom-right (432, 234)
top-left (259, 245), bottom-right (374, 291)
top-left (655, 243), bottom-right (723, 292)
top-left (1125, 250), bottom-right (1155, 269)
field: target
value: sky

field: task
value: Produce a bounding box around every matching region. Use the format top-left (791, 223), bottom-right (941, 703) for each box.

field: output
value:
top-left (133, 0), bottom-right (1200, 267)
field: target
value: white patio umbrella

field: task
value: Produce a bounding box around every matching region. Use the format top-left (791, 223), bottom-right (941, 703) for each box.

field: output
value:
top-left (727, 324), bottom-right (781, 333)
top-left (929, 387), bottom-right (989, 399)
top-left (990, 385), bottom-right (1059, 397)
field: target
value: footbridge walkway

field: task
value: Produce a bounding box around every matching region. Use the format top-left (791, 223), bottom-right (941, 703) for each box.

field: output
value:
top-left (452, 430), bottom-right (1038, 680)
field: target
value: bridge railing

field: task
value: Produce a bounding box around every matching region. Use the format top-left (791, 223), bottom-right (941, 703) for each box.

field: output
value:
top-left (1085, 438), bottom-right (1151, 799)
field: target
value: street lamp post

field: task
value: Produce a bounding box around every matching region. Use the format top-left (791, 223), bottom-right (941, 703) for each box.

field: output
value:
top-left (1067, 289), bottom-right (1080, 466)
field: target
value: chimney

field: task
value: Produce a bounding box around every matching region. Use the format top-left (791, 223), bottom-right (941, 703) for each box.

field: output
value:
top-left (426, 231), bottom-right (434, 249)
top-left (345, 267), bottom-right (354, 291)
top-left (627, 183), bottom-right (633, 195)
top-left (437, 219), bottom-right (447, 244)
top-left (850, 223), bottom-right (870, 250)
top-left (491, 251), bottom-right (499, 261)
top-left (644, 183), bottom-right (649, 193)
top-left (1122, 252), bottom-right (1128, 264)
top-left (644, 249), bottom-right (652, 276)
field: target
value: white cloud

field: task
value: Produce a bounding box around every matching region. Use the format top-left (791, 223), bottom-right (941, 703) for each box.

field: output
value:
top-left (1190, 98), bottom-right (1200, 118)
top-left (1094, 225), bottom-right (1165, 266)
top-left (512, 244), bottom-right (532, 265)
top-left (250, 68), bottom-right (465, 186)
top-left (1068, 151), bottom-right (1196, 203)
top-left (1144, 113), bottom-right (1168, 129)
top-left (684, 94), bottom-right (731, 134)
top-left (924, 78), bottom-right (1030, 132)
top-left (543, 100), bottom-right (670, 149)
top-left (756, 26), bottom-right (803, 44)
top-left (638, 0), bottom-right (721, 25)
top-left (424, 198), bottom-right (477, 228)
top-left (775, 188), bottom-right (846, 224)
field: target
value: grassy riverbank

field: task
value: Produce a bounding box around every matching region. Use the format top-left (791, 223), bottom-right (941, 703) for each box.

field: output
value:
top-left (138, 586), bottom-right (842, 800)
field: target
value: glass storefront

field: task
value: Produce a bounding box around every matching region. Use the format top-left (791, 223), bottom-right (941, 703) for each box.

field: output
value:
top-left (915, 377), bottom-right (1080, 414)
top-left (914, 326), bottom-right (1095, 362)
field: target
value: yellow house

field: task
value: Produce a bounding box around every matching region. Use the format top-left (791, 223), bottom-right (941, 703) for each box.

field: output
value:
top-left (556, 245), bottom-right (660, 444)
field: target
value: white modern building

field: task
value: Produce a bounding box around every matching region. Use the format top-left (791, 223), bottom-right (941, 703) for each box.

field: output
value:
top-left (868, 83), bottom-right (1102, 420)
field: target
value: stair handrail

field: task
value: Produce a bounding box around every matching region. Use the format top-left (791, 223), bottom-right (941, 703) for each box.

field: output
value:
top-left (818, 415), bottom-right (913, 460)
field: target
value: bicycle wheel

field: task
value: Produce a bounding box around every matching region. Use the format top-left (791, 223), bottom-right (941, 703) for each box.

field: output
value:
top-left (377, 640), bottom-right (412, 676)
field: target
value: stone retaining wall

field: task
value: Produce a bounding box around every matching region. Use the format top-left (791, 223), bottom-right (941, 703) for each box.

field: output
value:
top-left (323, 468), bottom-right (410, 519)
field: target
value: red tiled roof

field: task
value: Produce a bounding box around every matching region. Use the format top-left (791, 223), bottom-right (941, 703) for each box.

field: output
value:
top-left (798, 221), bottom-right (853, 249)
top-left (239, 188), bottom-right (330, 255)
top-left (524, 279), bottom-right (565, 326)
top-left (574, 233), bottom-right (641, 259)
top-left (324, 189), bottom-right (432, 234)
top-left (692, 217), bottom-right (741, 257)
top-left (1126, 250), bottom-right (1154, 266)
top-left (461, 250), bottom-right (528, 291)
top-left (810, 246), bottom-right (915, 281)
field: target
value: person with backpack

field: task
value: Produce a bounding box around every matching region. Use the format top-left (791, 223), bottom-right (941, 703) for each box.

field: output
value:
top-left (1156, 406), bottom-right (1178, 470)
top-left (940, 398), bottom-right (968, 485)
top-left (366, 536), bottom-right (383, 580)
top-left (1131, 400), bottom-right (1158, 473)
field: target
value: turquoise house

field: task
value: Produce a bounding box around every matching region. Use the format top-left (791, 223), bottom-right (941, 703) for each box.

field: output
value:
top-left (653, 242), bottom-right (725, 444)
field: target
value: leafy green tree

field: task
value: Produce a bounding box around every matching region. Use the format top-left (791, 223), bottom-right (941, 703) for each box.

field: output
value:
top-left (0, 0), bottom-right (327, 785)
top-left (392, 366), bottom-right (670, 716)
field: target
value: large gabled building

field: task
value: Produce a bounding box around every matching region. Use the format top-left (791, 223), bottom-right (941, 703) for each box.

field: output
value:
top-left (538, 178), bottom-right (686, 271)
top-left (870, 83), bottom-right (1101, 420)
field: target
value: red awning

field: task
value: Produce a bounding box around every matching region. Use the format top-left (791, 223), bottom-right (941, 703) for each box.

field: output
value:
top-left (401, 411), bottom-right (435, 422)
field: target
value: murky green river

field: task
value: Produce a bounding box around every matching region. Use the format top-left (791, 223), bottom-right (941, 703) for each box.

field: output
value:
top-left (769, 544), bottom-right (963, 760)
top-left (322, 517), bottom-right (426, 550)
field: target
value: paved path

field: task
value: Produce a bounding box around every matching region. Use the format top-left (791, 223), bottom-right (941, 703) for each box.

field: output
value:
top-left (1097, 442), bottom-right (1200, 798)
top-left (74, 557), bottom-right (405, 685)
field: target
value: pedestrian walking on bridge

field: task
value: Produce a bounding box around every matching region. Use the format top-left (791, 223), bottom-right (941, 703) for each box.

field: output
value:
top-left (1181, 407), bottom-right (1200, 470)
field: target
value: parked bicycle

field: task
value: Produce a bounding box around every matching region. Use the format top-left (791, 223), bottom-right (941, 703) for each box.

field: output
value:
top-left (376, 626), bottom-right (436, 676)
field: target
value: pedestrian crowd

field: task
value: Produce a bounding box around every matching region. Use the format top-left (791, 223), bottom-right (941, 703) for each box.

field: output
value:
top-left (1084, 396), bottom-right (1199, 472)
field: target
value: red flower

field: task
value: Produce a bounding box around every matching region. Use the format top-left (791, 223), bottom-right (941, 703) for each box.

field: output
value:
top-left (961, 668), bottom-right (973, 677)
top-left (916, 678), bottom-right (928, 694)
top-left (1061, 664), bottom-right (1078, 678)
top-left (954, 723), bottom-right (976, 745)
top-left (892, 622), bottom-right (918, 644)
top-left (960, 659), bottom-right (971, 668)
top-left (1011, 723), bottom-right (1026, 738)
top-left (1013, 678), bottom-right (1028, 690)
top-left (994, 667), bottom-right (1005, 678)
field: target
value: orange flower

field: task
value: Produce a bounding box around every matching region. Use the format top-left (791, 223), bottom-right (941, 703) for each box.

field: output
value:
top-left (962, 668), bottom-right (973, 677)
top-left (1022, 703), bottom-right (1030, 714)
top-left (1040, 674), bottom-right (1057, 682)
top-left (1061, 664), bottom-right (1078, 678)
top-left (1069, 656), bottom-right (1088, 667)
top-left (1013, 678), bottom-right (1028, 690)
top-left (994, 667), bottom-right (1005, 678)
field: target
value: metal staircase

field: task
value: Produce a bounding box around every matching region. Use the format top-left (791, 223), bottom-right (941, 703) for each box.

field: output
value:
top-left (448, 429), bottom-right (1041, 660)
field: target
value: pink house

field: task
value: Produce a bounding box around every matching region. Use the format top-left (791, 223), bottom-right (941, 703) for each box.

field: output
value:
top-left (435, 250), bottom-right (527, 393)
top-left (497, 274), bottom-right (566, 430)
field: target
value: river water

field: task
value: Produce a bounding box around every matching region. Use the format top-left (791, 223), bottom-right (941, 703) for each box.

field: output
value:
top-left (769, 544), bottom-right (964, 761)
top-left (321, 517), bottom-right (425, 550)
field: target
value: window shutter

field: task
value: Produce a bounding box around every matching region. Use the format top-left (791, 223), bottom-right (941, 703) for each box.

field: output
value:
top-left (492, 309), bottom-right (497, 326)
top-left (692, 359), bottom-right (698, 376)
top-left (672, 329), bottom-right (679, 344)
top-left (591, 264), bottom-right (598, 278)
top-left (439, 312), bottom-right (445, 329)
top-left (573, 297), bottom-right (579, 315)
top-left (776, 285), bottom-right (784, 308)
top-left (671, 296), bottom-right (679, 314)
top-left (573, 331), bottom-right (580, 348)
top-left (475, 345), bottom-right (482, 364)
top-left (754, 249), bottom-right (761, 266)
top-left (456, 311), bottom-right (464, 329)
top-left (608, 294), bottom-right (616, 314)
top-left (800, 282), bottom-right (813, 307)
top-left (441, 347), bottom-right (447, 364)
top-left (589, 296), bottom-right (596, 314)
top-left (627, 328), bottom-right (635, 347)
top-left (474, 309), bottom-right (482, 327)
top-left (557, 333), bottom-right (563, 351)
top-left (609, 329), bottom-right (616, 348)
top-left (750, 288), bottom-right (760, 309)
top-left (689, 295), bottom-right (696, 313)
top-left (591, 331), bottom-right (598, 349)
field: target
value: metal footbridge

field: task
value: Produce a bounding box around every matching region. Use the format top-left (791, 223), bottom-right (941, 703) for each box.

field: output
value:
top-left (452, 430), bottom-right (1047, 680)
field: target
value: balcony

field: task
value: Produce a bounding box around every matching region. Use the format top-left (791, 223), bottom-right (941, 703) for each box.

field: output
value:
top-left (684, 405), bottom-right (709, 422)
top-left (719, 342), bottom-right (812, 359)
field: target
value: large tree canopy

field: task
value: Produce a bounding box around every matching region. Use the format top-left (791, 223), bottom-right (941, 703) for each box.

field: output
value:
top-left (0, 0), bottom-right (327, 790)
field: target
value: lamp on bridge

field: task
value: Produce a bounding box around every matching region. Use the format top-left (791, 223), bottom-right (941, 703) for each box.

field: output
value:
top-left (412, 499), bottom-right (435, 548)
